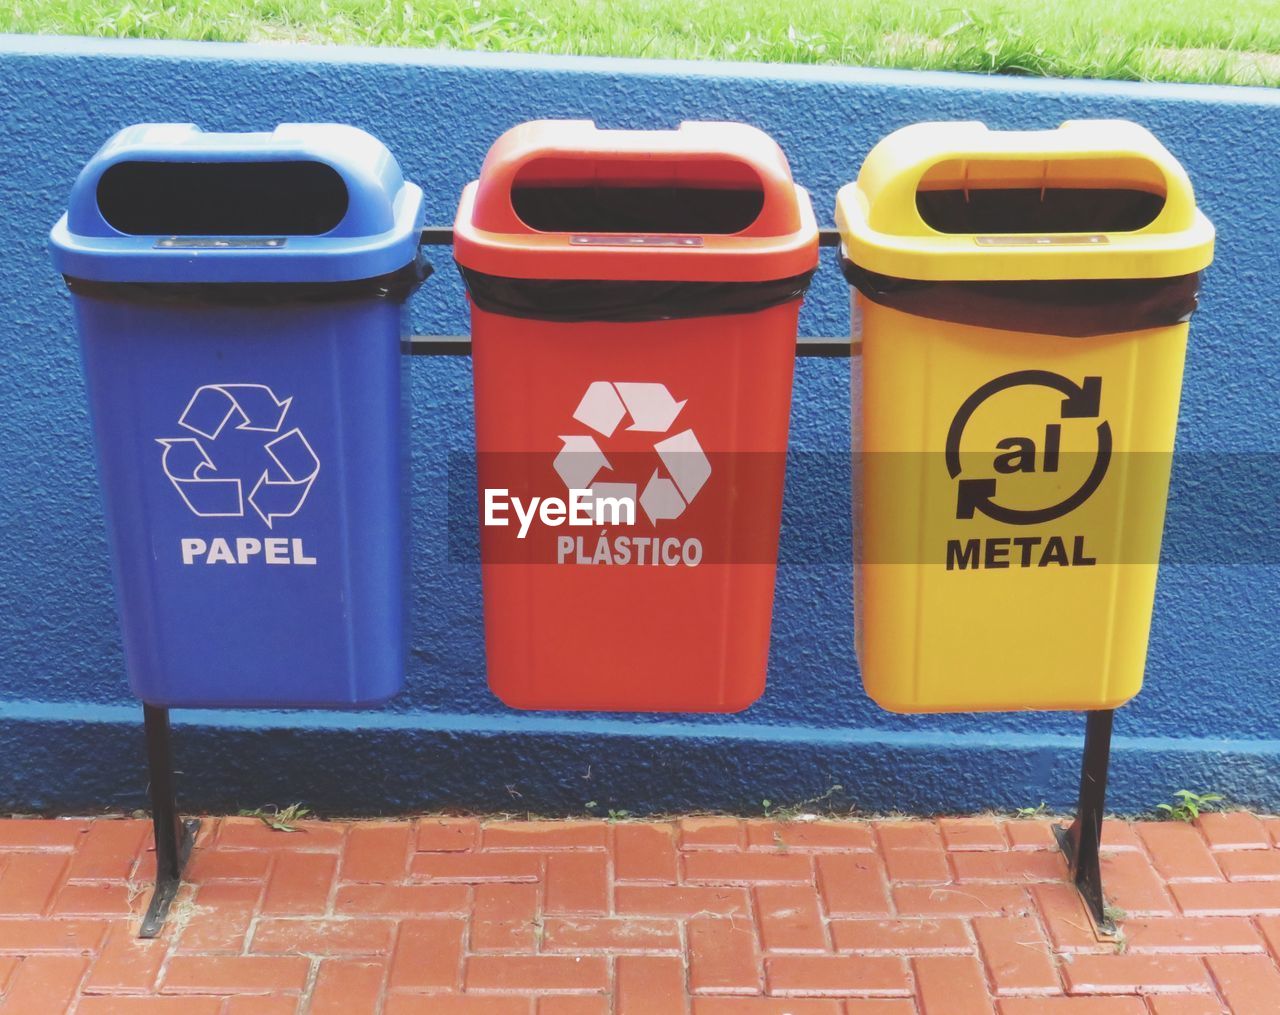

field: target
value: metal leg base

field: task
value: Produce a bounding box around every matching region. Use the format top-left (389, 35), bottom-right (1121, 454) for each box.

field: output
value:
top-left (139, 704), bottom-right (197, 939)
top-left (1055, 709), bottom-right (1116, 936)
top-left (139, 817), bottom-right (200, 938)
top-left (1054, 817), bottom-right (1114, 936)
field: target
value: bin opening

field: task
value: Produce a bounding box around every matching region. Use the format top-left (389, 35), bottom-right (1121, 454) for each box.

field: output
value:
top-left (915, 158), bottom-right (1166, 235)
top-left (510, 157), bottom-right (765, 235)
top-left (97, 161), bottom-right (349, 237)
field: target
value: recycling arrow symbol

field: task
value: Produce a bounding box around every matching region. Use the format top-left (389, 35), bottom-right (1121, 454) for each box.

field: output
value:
top-left (157, 383), bottom-right (320, 528)
top-left (555, 381), bottom-right (711, 525)
top-left (945, 370), bottom-right (1111, 526)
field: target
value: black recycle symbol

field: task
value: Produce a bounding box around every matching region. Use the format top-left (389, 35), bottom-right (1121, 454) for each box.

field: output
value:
top-left (945, 370), bottom-right (1111, 526)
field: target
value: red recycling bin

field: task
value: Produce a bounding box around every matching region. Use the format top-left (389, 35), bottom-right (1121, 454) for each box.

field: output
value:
top-left (454, 120), bottom-right (818, 711)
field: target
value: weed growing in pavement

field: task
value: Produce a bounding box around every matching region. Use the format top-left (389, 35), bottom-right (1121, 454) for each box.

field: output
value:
top-left (239, 802), bottom-right (312, 832)
top-left (1156, 790), bottom-right (1224, 823)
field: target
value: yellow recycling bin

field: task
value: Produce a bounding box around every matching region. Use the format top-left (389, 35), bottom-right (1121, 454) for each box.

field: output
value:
top-left (837, 120), bottom-right (1214, 713)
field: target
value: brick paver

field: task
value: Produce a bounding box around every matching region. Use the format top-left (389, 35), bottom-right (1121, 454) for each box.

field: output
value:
top-left (0, 813), bottom-right (1277, 1011)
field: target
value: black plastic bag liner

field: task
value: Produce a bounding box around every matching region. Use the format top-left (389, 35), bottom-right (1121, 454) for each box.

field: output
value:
top-left (842, 259), bottom-right (1199, 339)
top-left (65, 256), bottom-right (432, 307)
top-left (459, 267), bottom-right (815, 324)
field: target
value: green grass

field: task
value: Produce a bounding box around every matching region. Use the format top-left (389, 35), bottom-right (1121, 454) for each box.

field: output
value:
top-left (4, 0), bottom-right (1279, 86)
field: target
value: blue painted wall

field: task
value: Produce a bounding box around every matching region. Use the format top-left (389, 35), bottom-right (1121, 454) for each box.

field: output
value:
top-left (2, 35), bottom-right (1278, 816)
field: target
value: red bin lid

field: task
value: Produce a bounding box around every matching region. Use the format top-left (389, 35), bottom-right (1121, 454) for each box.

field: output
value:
top-left (453, 120), bottom-right (818, 284)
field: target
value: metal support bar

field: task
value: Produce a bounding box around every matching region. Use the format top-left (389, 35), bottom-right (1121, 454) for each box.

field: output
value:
top-left (407, 334), bottom-right (855, 357)
top-left (420, 227), bottom-right (844, 247)
top-left (1054, 709), bottom-right (1116, 935)
top-left (139, 705), bottom-right (199, 939)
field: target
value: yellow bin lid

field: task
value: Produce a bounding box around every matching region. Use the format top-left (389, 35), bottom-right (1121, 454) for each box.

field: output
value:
top-left (836, 120), bottom-right (1214, 282)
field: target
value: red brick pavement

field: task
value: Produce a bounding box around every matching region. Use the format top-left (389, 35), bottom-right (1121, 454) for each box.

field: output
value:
top-left (0, 812), bottom-right (1277, 1012)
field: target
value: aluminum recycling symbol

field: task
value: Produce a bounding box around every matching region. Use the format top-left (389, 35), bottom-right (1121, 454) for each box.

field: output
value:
top-left (555, 381), bottom-right (711, 525)
top-left (156, 384), bottom-right (320, 528)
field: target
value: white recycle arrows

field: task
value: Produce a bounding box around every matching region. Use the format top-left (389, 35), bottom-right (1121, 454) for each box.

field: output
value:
top-left (157, 383), bottom-right (319, 528)
top-left (572, 381), bottom-right (687, 437)
top-left (553, 435), bottom-right (612, 492)
top-left (613, 382), bottom-right (687, 433)
top-left (654, 428), bottom-right (711, 502)
top-left (638, 473), bottom-right (686, 523)
top-left (156, 437), bottom-right (244, 518)
top-left (178, 384), bottom-right (292, 439)
top-left (558, 381), bottom-right (710, 525)
top-left (571, 381), bottom-right (628, 438)
top-left (247, 429), bottom-right (321, 529)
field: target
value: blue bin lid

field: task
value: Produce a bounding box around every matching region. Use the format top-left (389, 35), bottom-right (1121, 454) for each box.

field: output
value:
top-left (50, 124), bottom-right (424, 284)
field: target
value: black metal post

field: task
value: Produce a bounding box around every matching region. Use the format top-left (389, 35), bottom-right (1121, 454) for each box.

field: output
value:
top-left (140, 704), bottom-right (199, 938)
top-left (1054, 708), bottom-right (1116, 935)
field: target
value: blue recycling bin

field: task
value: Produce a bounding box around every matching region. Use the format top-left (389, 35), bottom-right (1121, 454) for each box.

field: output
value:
top-left (49, 124), bottom-right (426, 707)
